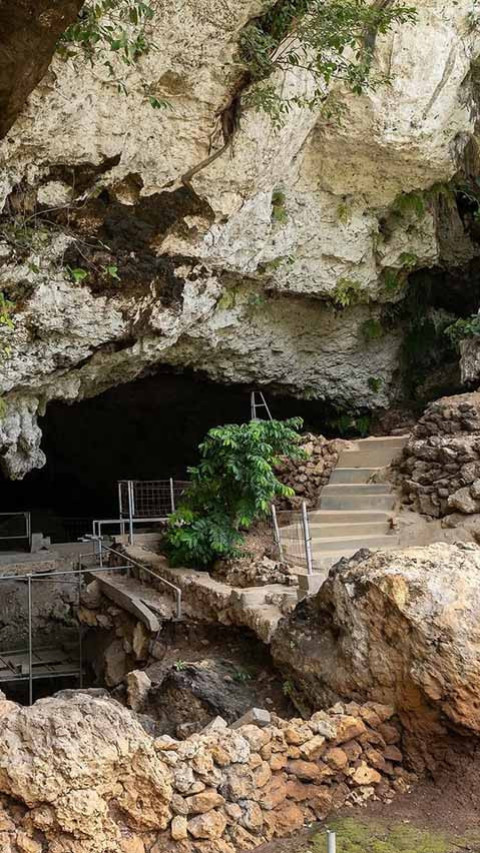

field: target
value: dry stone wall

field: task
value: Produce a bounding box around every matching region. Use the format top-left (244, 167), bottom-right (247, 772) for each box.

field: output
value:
top-left (0, 691), bottom-right (409, 853)
top-left (276, 434), bottom-right (341, 510)
top-left (397, 392), bottom-right (480, 517)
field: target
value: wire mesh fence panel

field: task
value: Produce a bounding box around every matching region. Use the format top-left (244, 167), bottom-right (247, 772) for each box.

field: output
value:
top-left (118, 480), bottom-right (190, 519)
top-left (275, 510), bottom-right (309, 570)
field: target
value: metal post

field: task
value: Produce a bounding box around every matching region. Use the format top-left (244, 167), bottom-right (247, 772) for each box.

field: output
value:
top-left (327, 831), bottom-right (336, 853)
top-left (270, 504), bottom-right (284, 562)
top-left (169, 478), bottom-right (176, 514)
top-left (27, 575), bottom-right (33, 706)
top-left (118, 482), bottom-right (126, 535)
top-left (127, 480), bottom-right (134, 545)
top-left (78, 568), bottom-right (83, 688)
top-left (250, 391), bottom-right (257, 421)
top-left (301, 501), bottom-right (314, 576)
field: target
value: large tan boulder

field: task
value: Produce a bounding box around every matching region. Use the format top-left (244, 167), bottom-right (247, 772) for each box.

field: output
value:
top-left (0, 692), bottom-right (172, 852)
top-left (272, 543), bottom-right (480, 768)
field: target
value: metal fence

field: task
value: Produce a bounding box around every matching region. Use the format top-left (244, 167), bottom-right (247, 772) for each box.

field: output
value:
top-left (271, 502), bottom-right (315, 574)
top-left (118, 479), bottom-right (189, 520)
top-left (115, 479), bottom-right (189, 545)
top-left (0, 543), bottom-right (182, 705)
top-left (0, 512), bottom-right (31, 550)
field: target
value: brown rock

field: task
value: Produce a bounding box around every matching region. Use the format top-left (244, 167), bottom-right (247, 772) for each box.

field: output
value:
top-left (239, 800), bottom-right (264, 832)
top-left (378, 723), bottom-right (401, 744)
top-left (253, 761), bottom-right (272, 788)
top-left (257, 776), bottom-right (288, 810)
top-left (324, 747), bottom-right (348, 770)
top-left (270, 754), bottom-right (288, 771)
top-left (384, 745), bottom-right (403, 763)
top-left (299, 735), bottom-right (326, 761)
top-left (188, 810), bottom-right (227, 839)
top-left (308, 786), bottom-right (333, 820)
top-left (334, 716), bottom-right (367, 744)
top-left (286, 760), bottom-right (321, 782)
top-left (171, 815), bottom-right (188, 841)
top-left (238, 725), bottom-right (271, 752)
top-left (185, 790), bottom-right (225, 814)
top-left (248, 753), bottom-right (263, 770)
top-left (16, 834), bottom-right (42, 853)
top-left (351, 763), bottom-right (382, 786)
top-left (269, 802), bottom-right (304, 836)
top-left (342, 740), bottom-right (362, 762)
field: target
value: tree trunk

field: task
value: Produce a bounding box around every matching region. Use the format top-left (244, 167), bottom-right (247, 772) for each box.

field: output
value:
top-left (0, 0), bottom-right (85, 139)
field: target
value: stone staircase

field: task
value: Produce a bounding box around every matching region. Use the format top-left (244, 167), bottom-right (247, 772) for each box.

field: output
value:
top-left (283, 435), bottom-right (409, 585)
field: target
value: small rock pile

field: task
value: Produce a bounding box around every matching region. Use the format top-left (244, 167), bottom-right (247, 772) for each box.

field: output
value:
top-left (276, 433), bottom-right (341, 509)
top-left (151, 700), bottom-right (408, 853)
top-left (213, 554), bottom-right (296, 589)
top-left (397, 391), bottom-right (480, 517)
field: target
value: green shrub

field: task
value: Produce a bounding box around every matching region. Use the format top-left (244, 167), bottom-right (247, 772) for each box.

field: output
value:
top-left (392, 191), bottom-right (426, 219)
top-left (164, 418), bottom-right (305, 568)
top-left (332, 277), bottom-right (364, 309)
top-left (362, 318), bottom-right (383, 341)
top-left (444, 314), bottom-right (480, 348)
top-left (240, 0), bottom-right (417, 126)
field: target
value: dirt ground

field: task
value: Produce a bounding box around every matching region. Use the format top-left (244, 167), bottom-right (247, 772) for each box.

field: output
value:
top-left (257, 748), bottom-right (480, 852)
top-left (144, 620), bottom-right (295, 719)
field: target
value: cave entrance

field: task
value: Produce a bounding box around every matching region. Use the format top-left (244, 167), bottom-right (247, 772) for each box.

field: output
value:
top-left (0, 369), bottom-right (331, 545)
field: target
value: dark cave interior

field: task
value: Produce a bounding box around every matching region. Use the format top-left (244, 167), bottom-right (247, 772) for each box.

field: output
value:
top-left (0, 369), bottom-right (335, 543)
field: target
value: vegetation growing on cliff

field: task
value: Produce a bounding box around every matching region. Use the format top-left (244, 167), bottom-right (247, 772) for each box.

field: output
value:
top-left (240, 0), bottom-right (417, 124)
top-left (165, 418), bottom-right (304, 567)
top-left (58, 0), bottom-right (169, 106)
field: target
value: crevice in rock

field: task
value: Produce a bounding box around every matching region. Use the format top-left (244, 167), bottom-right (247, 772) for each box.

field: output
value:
top-left (0, 0), bottom-right (85, 139)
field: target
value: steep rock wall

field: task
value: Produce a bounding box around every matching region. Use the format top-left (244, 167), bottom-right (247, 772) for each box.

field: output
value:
top-left (0, 1), bottom-right (479, 476)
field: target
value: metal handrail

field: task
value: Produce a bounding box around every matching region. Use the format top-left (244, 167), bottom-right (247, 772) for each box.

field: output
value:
top-left (91, 539), bottom-right (182, 620)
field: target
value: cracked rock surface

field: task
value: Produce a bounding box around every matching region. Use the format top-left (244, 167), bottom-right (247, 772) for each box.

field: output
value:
top-left (0, 0), bottom-right (479, 475)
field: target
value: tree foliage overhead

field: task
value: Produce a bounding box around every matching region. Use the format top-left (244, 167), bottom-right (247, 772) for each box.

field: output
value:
top-left (240, 0), bottom-right (418, 125)
top-left (165, 418), bottom-right (305, 568)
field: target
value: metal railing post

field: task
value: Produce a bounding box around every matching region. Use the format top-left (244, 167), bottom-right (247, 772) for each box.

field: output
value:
top-left (27, 574), bottom-right (33, 706)
top-left (270, 503), bottom-right (284, 562)
top-left (78, 568), bottom-right (83, 688)
top-left (301, 501), bottom-right (314, 576)
top-left (169, 478), bottom-right (176, 514)
top-left (127, 480), bottom-right (135, 545)
top-left (118, 482), bottom-right (126, 535)
top-left (327, 831), bottom-right (336, 853)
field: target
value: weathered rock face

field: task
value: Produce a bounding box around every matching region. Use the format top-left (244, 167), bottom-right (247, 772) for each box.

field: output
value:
top-left (0, 1), bottom-right (479, 476)
top-left (397, 391), bottom-right (480, 517)
top-left (0, 691), bottom-right (172, 852)
top-left (0, 689), bottom-right (409, 852)
top-left (272, 543), bottom-right (480, 770)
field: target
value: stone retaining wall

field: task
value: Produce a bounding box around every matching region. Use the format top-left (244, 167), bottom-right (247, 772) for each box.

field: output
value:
top-left (149, 700), bottom-right (410, 853)
top-left (397, 392), bottom-right (480, 517)
top-left (276, 434), bottom-right (342, 510)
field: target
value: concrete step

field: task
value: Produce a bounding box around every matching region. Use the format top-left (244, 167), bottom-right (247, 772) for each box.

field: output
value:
top-left (352, 435), bottom-right (409, 450)
top-left (309, 510), bottom-right (391, 523)
top-left (319, 494), bottom-right (396, 511)
top-left (337, 449), bottom-right (403, 469)
top-left (329, 468), bottom-right (380, 484)
top-left (307, 522), bottom-right (390, 538)
top-left (286, 543), bottom-right (399, 572)
top-left (311, 534), bottom-right (396, 552)
top-left (322, 483), bottom-right (392, 496)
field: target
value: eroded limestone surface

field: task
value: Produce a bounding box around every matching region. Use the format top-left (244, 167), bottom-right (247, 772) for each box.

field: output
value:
top-left (0, 1), bottom-right (478, 475)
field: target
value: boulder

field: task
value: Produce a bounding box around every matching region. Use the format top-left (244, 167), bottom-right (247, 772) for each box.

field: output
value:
top-left (272, 543), bottom-right (480, 768)
top-left (0, 693), bottom-right (171, 852)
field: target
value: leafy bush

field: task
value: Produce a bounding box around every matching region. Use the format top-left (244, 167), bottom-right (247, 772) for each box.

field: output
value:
top-left (240, 0), bottom-right (417, 125)
top-left (58, 0), bottom-right (169, 107)
top-left (445, 314), bottom-right (480, 349)
top-left (165, 418), bottom-right (305, 568)
top-left (332, 277), bottom-right (365, 308)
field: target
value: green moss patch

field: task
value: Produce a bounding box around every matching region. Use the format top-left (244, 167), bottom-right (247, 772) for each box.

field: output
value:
top-left (312, 817), bottom-right (462, 853)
